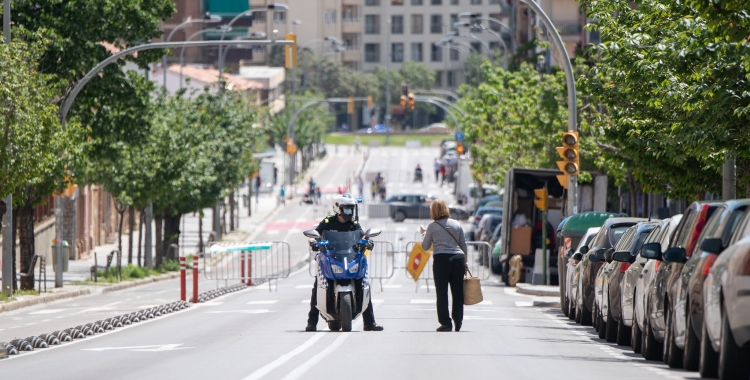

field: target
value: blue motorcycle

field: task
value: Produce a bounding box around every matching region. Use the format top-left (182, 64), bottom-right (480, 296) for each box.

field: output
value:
top-left (304, 228), bottom-right (381, 331)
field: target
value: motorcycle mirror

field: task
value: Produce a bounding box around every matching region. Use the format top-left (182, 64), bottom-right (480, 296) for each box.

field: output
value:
top-left (356, 197), bottom-right (363, 203)
top-left (303, 230), bottom-right (321, 239)
top-left (364, 228), bottom-right (381, 238)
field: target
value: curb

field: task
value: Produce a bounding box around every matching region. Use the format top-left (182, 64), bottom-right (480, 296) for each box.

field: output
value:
top-left (515, 283), bottom-right (559, 297)
top-left (100, 272), bottom-right (181, 293)
top-left (0, 288), bottom-right (91, 313)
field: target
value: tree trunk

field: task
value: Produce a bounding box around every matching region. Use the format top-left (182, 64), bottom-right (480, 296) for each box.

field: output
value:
top-left (154, 214), bottom-right (163, 267)
top-left (137, 210), bottom-right (143, 267)
top-left (248, 179), bottom-right (252, 217)
top-left (18, 198), bottom-right (35, 290)
top-left (643, 192), bottom-right (649, 218)
top-left (162, 213), bottom-right (182, 262)
top-left (127, 206), bottom-right (134, 265)
top-left (221, 203), bottom-right (227, 235)
top-left (115, 204), bottom-right (126, 255)
top-left (11, 205), bottom-right (18, 291)
top-left (229, 190), bottom-right (235, 232)
top-left (198, 212), bottom-right (203, 254)
top-left (626, 172), bottom-right (637, 217)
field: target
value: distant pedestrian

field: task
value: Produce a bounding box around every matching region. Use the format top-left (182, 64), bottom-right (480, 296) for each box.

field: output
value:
top-left (273, 165), bottom-right (278, 185)
top-left (371, 181), bottom-right (377, 200)
top-left (354, 136), bottom-right (360, 153)
top-left (419, 199), bottom-right (467, 332)
top-left (315, 186), bottom-right (322, 204)
top-left (439, 164), bottom-right (446, 185)
top-left (434, 158), bottom-right (440, 183)
top-left (357, 177), bottom-right (364, 199)
top-left (278, 186), bottom-right (286, 205)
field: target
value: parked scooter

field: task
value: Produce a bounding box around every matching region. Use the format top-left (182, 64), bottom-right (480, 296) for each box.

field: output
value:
top-left (304, 228), bottom-right (381, 331)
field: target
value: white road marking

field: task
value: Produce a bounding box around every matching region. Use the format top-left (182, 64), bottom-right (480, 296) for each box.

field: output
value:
top-left (295, 284), bottom-right (312, 289)
top-left (514, 301), bottom-right (533, 307)
top-left (205, 310), bottom-right (275, 314)
top-left (473, 300), bottom-right (493, 305)
top-left (29, 309), bottom-right (65, 315)
top-left (83, 344), bottom-right (190, 352)
top-left (382, 284), bottom-right (402, 289)
top-left (242, 333), bottom-right (327, 380)
top-left (301, 300), bottom-right (309, 303)
top-left (463, 316), bottom-right (525, 321)
top-left (372, 299), bottom-right (384, 304)
top-left (70, 301), bottom-right (122, 315)
top-left (410, 299), bottom-right (434, 304)
top-left (280, 332), bottom-right (352, 380)
top-left (247, 300), bottom-right (278, 305)
top-left (267, 230), bottom-right (280, 235)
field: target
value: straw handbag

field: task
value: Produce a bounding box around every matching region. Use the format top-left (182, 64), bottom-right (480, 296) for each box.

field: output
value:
top-left (464, 269), bottom-right (483, 305)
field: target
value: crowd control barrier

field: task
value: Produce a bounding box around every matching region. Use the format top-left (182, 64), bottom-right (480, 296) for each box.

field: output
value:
top-left (404, 240), bottom-right (492, 292)
top-left (204, 241), bottom-right (291, 290)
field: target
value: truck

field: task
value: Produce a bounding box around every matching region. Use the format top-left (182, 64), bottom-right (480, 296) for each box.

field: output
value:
top-left (493, 168), bottom-right (567, 286)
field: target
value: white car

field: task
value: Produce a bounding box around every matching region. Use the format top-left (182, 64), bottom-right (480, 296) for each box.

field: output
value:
top-left (566, 227), bottom-right (600, 320)
top-left (702, 211), bottom-right (750, 379)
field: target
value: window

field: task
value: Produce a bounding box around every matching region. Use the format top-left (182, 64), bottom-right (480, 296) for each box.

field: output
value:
top-left (365, 43), bottom-right (380, 62)
top-left (471, 41), bottom-right (482, 54)
top-left (450, 14), bottom-right (458, 31)
top-left (450, 0), bottom-right (459, 4)
top-left (365, 15), bottom-right (380, 34)
top-left (273, 12), bottom-right (286, 24)
top-left (489, 13), bottom-right (503, 32)
top-left (391, 15), bottom-right (404, 34)
top-left (471, 0), bottom-right (481, 4)
top-left (365, 0), bottom-right (380, 5)
top-left (430, 14), bottom-right (442, 34)
top-left (411, 0), bottom-right (423, 4)
top-left (411, 15), bottom-right (423, 34)
top-left (392, 43), bottom-right (404, 62)
top-left (411, 43), bottom-right (423, 61)
top-left (324, 10), bottom-right (337, 24)
top-left (447, 71), bottom-right (455, 86)
top-left (392, 0), bottom-right (403, 4)
top-left (450, 47), bottom-right (459, 61)
top-left (431, 0), bottom-right (442, 4)
top-left (431, 43), bottom-right (442, 61)
top-left (434, 71), bottom-right (443, 87)
top-left (252, 12), bottom-right (266, 24)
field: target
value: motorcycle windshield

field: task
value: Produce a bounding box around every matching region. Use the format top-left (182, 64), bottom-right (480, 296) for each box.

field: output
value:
top-left (322, 230), bottom-right (362, 262)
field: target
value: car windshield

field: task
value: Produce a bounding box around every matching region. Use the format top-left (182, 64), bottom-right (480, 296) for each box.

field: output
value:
top-left (322, 231), bottom-right (362, 262)
top-left (489, 218), bottom-right (502, 232)
top-left (609, 225), bottom-right (633, 247)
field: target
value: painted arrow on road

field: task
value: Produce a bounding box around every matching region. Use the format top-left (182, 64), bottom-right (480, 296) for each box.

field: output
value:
top-left (83, 344), bottom-right (191, 352)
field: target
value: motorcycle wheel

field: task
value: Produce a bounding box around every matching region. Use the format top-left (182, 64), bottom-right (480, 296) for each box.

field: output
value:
top-left (328, 321), bottom-right (341, 332)
top-left (341, 293), bottom-right (353, 332)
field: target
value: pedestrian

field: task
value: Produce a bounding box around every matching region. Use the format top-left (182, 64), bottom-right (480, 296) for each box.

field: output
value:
top-left (278, 185), bottom-right (286, 205)
top-left (357, 177), bottom-right (364, 199)
top-left (439, 163), bottom-right (446, 185)
top-left (315, 186), bottom-right (322, 205)
top-left (371, 181), bottom-right (377, 200)
top-left (354, 136), bottom-right (360, 153)
top-left (273, 164), bottom-right (278, 185)
top-left (419, 199), bottom-right (467, 332)
top-left (434, 158), bottom-right (440, 183)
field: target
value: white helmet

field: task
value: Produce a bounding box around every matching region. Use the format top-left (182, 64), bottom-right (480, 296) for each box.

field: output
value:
top-left (333, 194), bottom-right (357, 221)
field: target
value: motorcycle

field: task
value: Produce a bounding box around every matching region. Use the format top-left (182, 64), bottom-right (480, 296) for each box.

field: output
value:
top-left (414, 168), bottom-right (423, 183)
top-left (304, 228), bottom-right (381, 332)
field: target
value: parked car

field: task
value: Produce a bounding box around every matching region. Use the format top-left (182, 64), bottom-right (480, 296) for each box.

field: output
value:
top-left (668, 200), bottom-right (750, 372)
top-left (598, 221), bottom-right (658, 344)
top-left (478, 214), bottom-right (503, 242)
top-left (575, 217), bottom-right (645, 326)
top-left (558, 212), bottom-right (619, 317)
top-left (647, 201), bottom-right (720, 368)
top-left (385, 193), bottom-right (469, 222)
top-left (703, 208), bottom-right (750, 379)
top-left (469, 206), bottom-right (503, 240)
top-left (566, 227), bottom-right (601, 321)
top-left (488, 223), bottom-right (503, 248)
top-left (635, 216), bottom-right (682, 360)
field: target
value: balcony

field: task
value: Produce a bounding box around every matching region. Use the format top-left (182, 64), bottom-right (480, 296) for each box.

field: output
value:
top-left (552, 20), bottom-right (582, 35)
top-left (342, 17), bottom-right (362, 33)
top-left (343, 46), bottom-right (361, 62)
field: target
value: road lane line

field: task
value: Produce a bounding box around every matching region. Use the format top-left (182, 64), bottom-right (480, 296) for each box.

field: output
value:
top-left (242, 333), bottom-right (326, 380)
top-left (247, 300), bottom-right (278, 305)
top-left (280, 332), bottom-right (351, 380)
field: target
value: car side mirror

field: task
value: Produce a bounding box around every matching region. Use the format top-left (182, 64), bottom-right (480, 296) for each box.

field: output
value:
top-left (566, 249), bottom-right (574, 258)
top-left (700, 237), bottom-right (723, 254)
top-left (612, 251), bottom-right (631, 263)
top-left (364, 228), bottom-right (381, 238)
top-left (572, 252), bottom-right (583, 261)
top-left (589, 253), bottom-right (600, 263)
top-left (579, 245), bottom-right (589, 254)
top-left (663, 247), bottom-right (687, 263)
top-left (303, 230), bottom-right (321, 239)
top-left (595, 248), bottom-right (607, 260)
top-left (641, 242), bottom-right (662, 260)
top-left (604, 248), bottom-right (615, 263)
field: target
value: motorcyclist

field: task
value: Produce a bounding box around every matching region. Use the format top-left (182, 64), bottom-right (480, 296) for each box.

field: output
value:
top-left (414, 164), bottom-right (423, 182)
top-left (305, 194), bottom-right (384, 332)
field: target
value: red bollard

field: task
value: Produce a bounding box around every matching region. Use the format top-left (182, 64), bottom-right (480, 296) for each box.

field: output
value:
top-left (192, 256), bottom-right (199, 303)
top-left (247, 253), bottom-right (252, 286)
top-left (240, 252), bottom-right (246, 285)
top-left (179, 256), bottom-right (186, 301)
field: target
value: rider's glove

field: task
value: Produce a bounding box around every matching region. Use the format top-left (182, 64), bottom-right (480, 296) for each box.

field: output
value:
top-left (310, 241), bottom-right (319, 252)
top-left (367, 241), bottom-right (374, 250)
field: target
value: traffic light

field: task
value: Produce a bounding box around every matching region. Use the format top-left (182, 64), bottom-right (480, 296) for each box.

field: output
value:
top-left (400, 95), bottom-right (407, 108)
top-left (407, 92), bottom-right (415, 111)
top-left (367, 95), bottom-right (373, 109)
top-left (347, 96), bottom-right (355, 114)
top-left (456, 143), bottom-right (464, 154)
top-left (284, 33), bottom-right (297, 68)
top-left (556, 131), bottom-right (579, 189)
top-left (534, 188), bottom-right (549, 212)
top-left (402, 85), bottom-right (408, 96)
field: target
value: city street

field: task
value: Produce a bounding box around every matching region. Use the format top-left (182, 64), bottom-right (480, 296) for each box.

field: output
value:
top-left (0, 145), bottom-right (699, 379)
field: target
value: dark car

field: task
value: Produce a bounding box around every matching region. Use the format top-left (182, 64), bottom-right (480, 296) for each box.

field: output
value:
top-left (574, 217), bottom-right (645, 326)
top-left (599, 221), bottom-right (658, 344)
top-left (558, 212), bottom-right (619, 317)
top-left (469, 206), bottom-right (503, 240)
top-left (670, 200), bottom-right (749, 371)
top-left (647, 201), bottom-right (720, 368)
top-left (385, 194), bottom-right (469, 222)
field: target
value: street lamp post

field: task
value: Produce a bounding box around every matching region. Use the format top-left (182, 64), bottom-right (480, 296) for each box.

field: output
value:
top-left (454, 21), bottom-right (509, 67)
top-left (162, 14), bottom-right (222, 88)
top-left (180, 27), bottom-right (231, 89)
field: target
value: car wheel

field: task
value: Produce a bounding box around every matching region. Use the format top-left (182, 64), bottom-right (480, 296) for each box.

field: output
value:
top-left (605, 306), bottom-right (619, 343)
top-left (616, 315), bottom-right (631, 346)
top-left (393, 210), bottom-right (406, 222)
top-left (665, 306), bottom-right (684, 368)
top-left (562, 296), bottom-right (569, 317)
top-left (568, 297), bottom-right (577, 321)
top-left (642, 309), bottom-right (664, 361)
top-left (718, 300), bottom-right (750, 379)
top-left (575, 301), bottom-right (582, 324)
top-left (699, 316), bottom-right (718, 378)
top-left (491, 254), bottom-right (502, 275)
top-left (597, 306), bottom-right (607, 339)
top-left (632, 309), bottom-right (642, 354)
top-left (580, 300), bottom-right (592, 326)
top-left (683, 308), bottom-right (700, 371)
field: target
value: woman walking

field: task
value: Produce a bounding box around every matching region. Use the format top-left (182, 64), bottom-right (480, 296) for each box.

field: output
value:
top-left (420, 199), bottom-right (467, 332)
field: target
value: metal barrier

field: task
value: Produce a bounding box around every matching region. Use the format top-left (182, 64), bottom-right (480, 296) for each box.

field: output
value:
top-left (19, 254), bottom-right (46, 293)
top-left (403, 240), bottom-right (491, 292)
top-left (204, 241), bottom-right (291, 290)
top-left (368, 241), bottom-right (395, 291)
top-left (91, 249), bottom-right (121, 282)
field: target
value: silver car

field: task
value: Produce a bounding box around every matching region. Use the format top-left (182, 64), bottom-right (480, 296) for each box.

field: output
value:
top-left (566, 227), bottom-right (600, 320)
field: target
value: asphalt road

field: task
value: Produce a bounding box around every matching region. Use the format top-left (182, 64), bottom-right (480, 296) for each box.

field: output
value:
top-left (0, 145), bottom-right (699, 379)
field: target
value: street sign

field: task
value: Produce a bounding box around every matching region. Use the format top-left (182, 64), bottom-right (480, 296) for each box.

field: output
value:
top-left (455, 131), bottom-right (464, 142)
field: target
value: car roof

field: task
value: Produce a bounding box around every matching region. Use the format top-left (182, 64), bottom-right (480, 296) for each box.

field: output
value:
top-left (561, 211), bottom-right (620, 235)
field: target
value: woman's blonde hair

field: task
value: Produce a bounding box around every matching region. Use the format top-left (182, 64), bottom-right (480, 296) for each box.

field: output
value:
top-left (430, 199), bottom-right (451, 220)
